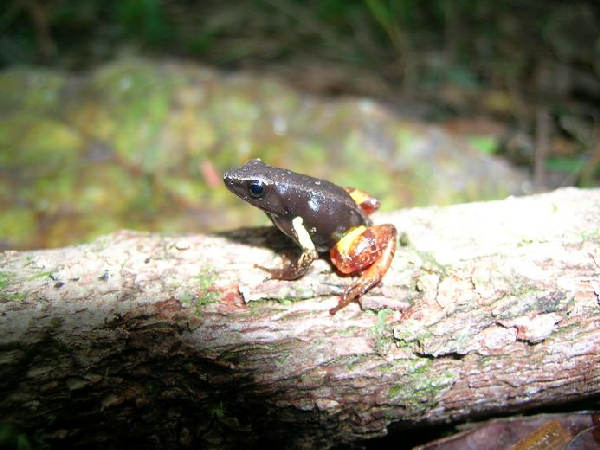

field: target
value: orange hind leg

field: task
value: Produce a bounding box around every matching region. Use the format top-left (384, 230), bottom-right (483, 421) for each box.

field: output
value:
top-left (329, 224), bottom-right (397, 315)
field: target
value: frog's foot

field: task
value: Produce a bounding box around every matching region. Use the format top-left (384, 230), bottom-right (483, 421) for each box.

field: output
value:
top-left (254, 254), bottom-right (312, 281)
top-left (344, 187), bottom-right (381, 215)
top-left (329, 224), bottom-right (397, 315)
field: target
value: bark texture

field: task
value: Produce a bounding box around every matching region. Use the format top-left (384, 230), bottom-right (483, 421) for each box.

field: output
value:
top-left (1, 188), bottom-right (599, 449)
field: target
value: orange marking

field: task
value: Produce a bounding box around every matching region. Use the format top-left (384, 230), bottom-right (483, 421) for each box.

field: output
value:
top-left (333, 225), bottom-right (367, 262)
top-left (344, 187), bottom-right (381, 215)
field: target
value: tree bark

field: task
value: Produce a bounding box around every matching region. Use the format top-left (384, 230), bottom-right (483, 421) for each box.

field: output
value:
top-left (1, 188), bottom-right (599, 449)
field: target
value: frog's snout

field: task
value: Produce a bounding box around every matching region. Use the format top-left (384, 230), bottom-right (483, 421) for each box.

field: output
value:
top-left (223, 170), bottom-right (234, 188)
top-left (223, 171), bottom-right (244, 197)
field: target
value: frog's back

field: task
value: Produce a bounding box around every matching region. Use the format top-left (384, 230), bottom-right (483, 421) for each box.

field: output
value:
top-left (272, 170), bottom-right (371, 250)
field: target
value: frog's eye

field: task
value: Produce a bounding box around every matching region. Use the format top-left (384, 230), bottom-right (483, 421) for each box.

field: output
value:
top-left (248, 180), bottom-right (266, 198)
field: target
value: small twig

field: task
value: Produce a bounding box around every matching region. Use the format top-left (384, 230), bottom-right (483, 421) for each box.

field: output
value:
top-left (25, 0), bottom-right (57, 61)
top-left (534, 106), bottom-right (550, 192)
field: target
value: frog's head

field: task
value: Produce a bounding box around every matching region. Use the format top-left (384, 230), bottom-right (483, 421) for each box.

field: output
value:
top-left (223, 159), bottom-right (288, 215)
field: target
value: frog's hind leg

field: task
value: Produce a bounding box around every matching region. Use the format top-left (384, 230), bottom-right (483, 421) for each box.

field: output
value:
top-left (344, 187), bottom-right (381, 215)
top-left (329, 224), bottom-right (397, 315)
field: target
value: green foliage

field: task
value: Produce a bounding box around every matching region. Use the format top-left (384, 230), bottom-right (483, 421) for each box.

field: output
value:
top-left (0, 421), bottom-right (50, 450)
top-left (363, 0), bottom-right (409, 51)
top-left (114, 0), bottom-right (172, 45)
top-left (467, 136), bottom-right (498, 155)
top-left (0, 0), bottom-right (587, 79)
top-left (545, 156), bottom-right (585, 173)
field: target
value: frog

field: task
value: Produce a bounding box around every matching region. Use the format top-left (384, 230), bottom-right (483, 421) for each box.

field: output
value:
top-left (223, 159), bottom-right (397, 314)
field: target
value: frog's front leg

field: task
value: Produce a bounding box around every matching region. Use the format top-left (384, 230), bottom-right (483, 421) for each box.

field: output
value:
top-left (329, 224), bottom-right (397, 315)
top-left (257, 216), bottom-right (318, 280)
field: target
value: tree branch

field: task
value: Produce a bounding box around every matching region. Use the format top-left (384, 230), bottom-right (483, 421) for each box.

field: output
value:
top-left (1, 188), bottom-right (599, 448)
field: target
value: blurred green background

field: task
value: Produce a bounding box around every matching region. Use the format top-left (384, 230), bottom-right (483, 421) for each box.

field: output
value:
top-left (1, 0), bottom-right (599, 249)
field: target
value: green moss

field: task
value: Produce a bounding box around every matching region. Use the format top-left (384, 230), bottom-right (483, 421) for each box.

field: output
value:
top-left (347, 354), bottom-right (366, 371)
top-left (395, 127), bottom-right (423, 156)
top-left (275, 352), bottom-right (292, 368)
top-left (416, 251), bottom-right (449, 277)
top-left (370, 309), bottom-right (395, 353)
top-left (0, 178), bottom-right (11, 205)
top-left (336, 326), bottom-right (361, 336)
top-left (377, 363), bottom-right (394, 373)
top-left (248, 301), bottom-right (262, 316)
top-left (193, 292), bottom-right (220, 317)
top-left (90, 61), bottom-right (175, 174)
top-left (178, 116), bottom-right (218, 155)
top-left (75, 165), bottom-right (139, 214)
top-left (516, 238), bottom-right (535, 247)
top-left (276, 296), bottom-right (299, 305)
top-left (0, 272), bottom-right (12, 291)
top-left (179, 293), bottom-right (194, 306)
top-left (0, 292), bottom-right (26, 302)
top-left (260, 79), bottom-right (299, 115)
top-left (29, 270), bottom-right (54, 280)
top-left (210, 79), bottom-right (260, 137)
top-left (197, 269), bottom-right (217, 291)
top-left (387, 360), bottom-right (458, 410)
top-left (208, 401), bottom-right (226, 420)
top-left (162, 177), bottom-right (206, 206)
top-left (192, 269), bottom-right (220, 316)
top-left (25, 173), bottom-right (79, 215)
top-left (92, 60), bottom-right (173, 104)
top-left (394, 323), bottom-right (434, 351)
top-left (467, 135), bottom-right (498, 155)
top-left (0, 69), bottom-right (65, 113)
top-left (372, 309), bottom-right (394, 335)
top-left (580, 229), bottom-right (600, 241)
top-left (245, 301), bottom-right (286, 316)
top-left (383, 411), bottom-right (397, 421)
top-left (111, 100), bottom-right (169, 173)
top-left (279, 311), bottom-right (314, 321)
top-left (0, 116), bottom-right (82, 169)
top-left (0, 209), bottom-right (36, 247)
top-left (490, 278), bottom-right (563, 319)
top-left (388, 384), bottom-right (404, 400)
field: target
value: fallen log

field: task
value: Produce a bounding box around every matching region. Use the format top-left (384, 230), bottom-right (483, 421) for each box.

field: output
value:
top-left (1, 188), bottom-right (599, 449)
